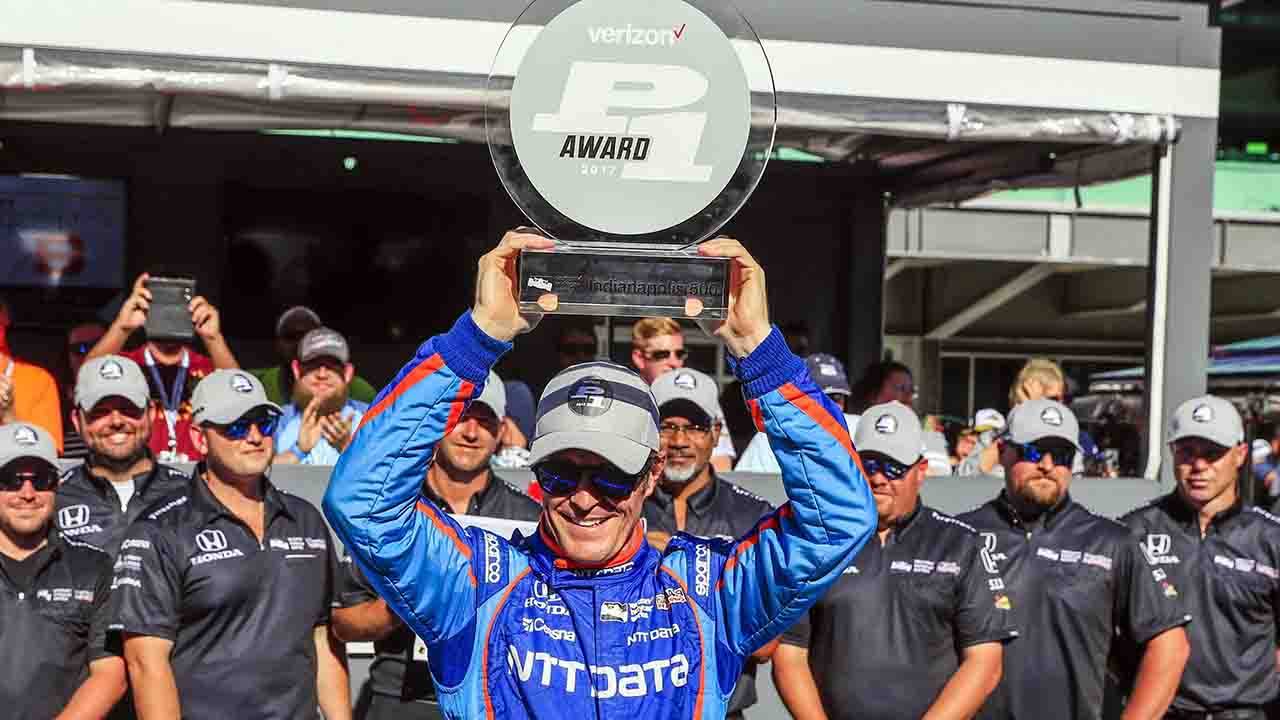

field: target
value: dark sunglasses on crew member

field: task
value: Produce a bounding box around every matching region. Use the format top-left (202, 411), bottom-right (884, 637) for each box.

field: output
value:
top-left (861, 454), bottom-right (915, 480)
top-left (0, 467), bottom-right (60, 492)
top-left (1011, 441), bottom-right (1076, 469)
top-left (532, 461), bottom-right (648, 500)
top-left (644, 349), bottom-right (688, 361)
top-left (210, 412), bottom-right (281, 441)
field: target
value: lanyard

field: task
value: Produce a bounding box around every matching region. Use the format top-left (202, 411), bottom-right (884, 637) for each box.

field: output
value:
top-left (144, 348), bottom-right (189, 451)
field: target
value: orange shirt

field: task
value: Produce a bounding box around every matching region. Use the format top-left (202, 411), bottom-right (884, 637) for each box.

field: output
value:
top-left (2, 356), bottom-right (64, 453)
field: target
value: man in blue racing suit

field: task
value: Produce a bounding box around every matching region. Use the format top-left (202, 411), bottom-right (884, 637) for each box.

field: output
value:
top-left (323, 231), bottom-right (876, 720)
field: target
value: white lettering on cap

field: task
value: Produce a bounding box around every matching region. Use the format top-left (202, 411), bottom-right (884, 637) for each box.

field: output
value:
top-left (1191, 404), bottom-right (1214, 423)
top-left (673, 372), bottom-right (696, 391)
top-left (1040, 407), bottom-right (1064, 426)
top-left (874, 414), bottom-right (898, 434)
top-left (819, 363), bottom-right (838, 377)
top-left (13, 426), bottom-right (38, 446)
top-left (230, 374), bottom-right (255, 394)
top-left (99, 360), bottom-right (124, 380)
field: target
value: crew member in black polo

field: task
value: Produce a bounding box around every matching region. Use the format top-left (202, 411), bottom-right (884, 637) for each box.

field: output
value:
top-left (1121, 395), bottom-right (1280, 719)
top-left (641, 367), bottom-right (774, 720)
top-left (57, 355), bottom-right (190, 556)
top-left (959, 399), bottom-right (1191, 720)
top-left (109, 370), bottom-right (350, 720)
top-left (772, 401), bottom-right (1015, 720)
top-left (333, 371), bottom-right (539, 720)
top-left (0, 422), bottom-right (125, 719)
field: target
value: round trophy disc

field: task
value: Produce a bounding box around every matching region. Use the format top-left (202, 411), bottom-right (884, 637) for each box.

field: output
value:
top-left (487, 0), bottom-right (776, 249)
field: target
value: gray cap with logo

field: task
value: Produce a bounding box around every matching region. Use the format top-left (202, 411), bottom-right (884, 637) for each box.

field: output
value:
top-left (298, 327), bottom-right (350, 364)
top-left (529, 362), bottom-right (660, 475)
top-left (1168, 394), bottom-right (1244, 448)
top-left (191, 370), bottom-right (282, 426)
top-left (1006, 398), bottom-right (1081, 449)
top-left (854, 401), bottom-right (923, 466)
top-left (75, 355), bottom-right (150, 411)
top-left (0, 422), bottom-right (59, 471)
top-left (474, 371), bottom-right (507, 418)
top-left (650, 368), bottom-right (718, 426)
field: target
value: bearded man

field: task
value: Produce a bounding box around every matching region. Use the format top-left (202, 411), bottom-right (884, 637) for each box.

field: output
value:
top-left (275, 327), bottom-right (367, 465)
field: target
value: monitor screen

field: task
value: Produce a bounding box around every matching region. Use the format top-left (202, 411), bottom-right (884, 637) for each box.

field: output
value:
top-left (0, 174), bottom-right (127, 289)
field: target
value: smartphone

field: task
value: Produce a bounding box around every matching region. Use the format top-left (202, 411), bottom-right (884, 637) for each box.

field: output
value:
top-left (144, 276), bottom-right (196, 342)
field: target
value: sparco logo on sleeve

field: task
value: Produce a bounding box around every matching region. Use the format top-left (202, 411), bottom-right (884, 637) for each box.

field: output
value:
top-left (506, 0), bottom-right (751, 236)
top-left (694, 543), bottom-right (711, 596)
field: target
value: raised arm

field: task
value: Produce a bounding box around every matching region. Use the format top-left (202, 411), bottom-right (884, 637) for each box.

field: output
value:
top-left (692, 239), bottom-right (875, 656)
top-left (322, 231), bottom-right (553, 645)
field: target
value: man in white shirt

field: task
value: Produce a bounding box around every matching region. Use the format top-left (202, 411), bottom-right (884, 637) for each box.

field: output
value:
top-left (736, 354), bottom-right (860, 473)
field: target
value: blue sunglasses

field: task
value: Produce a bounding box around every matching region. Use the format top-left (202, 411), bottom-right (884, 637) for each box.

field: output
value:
top-left (1012, 441), bottom-right (1076, 469)
top-left (861, 454), bottom-right (915, 480)
top-left (533, 460), bottom-right (649, 500)
top-left (212, 412), bottom-right (280, 441)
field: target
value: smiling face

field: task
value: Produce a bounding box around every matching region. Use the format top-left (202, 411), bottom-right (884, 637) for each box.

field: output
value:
top-left (436, 404), bottom-right (502, 474)
top-left (0, 459), bottom-right (57, 544)
top-left (540, 449), bottom-right (662, 565)
top-left (74, 396), bottom-right (151, 467)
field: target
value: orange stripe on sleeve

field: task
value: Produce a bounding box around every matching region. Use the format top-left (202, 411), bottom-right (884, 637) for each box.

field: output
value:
top-left (716, 505), bottom-right (795, 589)
top-left (415, 500), bottom-right (477, 587)
top-left (661, 567), bottom-right (706, 720)
top-left (361, 354), bottom-right (446, 428)
top-left (778, 383), bottom-right (857, 460)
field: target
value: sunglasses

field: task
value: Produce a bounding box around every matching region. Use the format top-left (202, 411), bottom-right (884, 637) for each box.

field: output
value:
top-left (1012, 441), bottom-right (1076, 469)
top-left (210, 412), bottom-right (280, 441)
top-left (533, 460), bottom-right (649, 501)
top-left (0, 467), bottom-right (60, 492)
top-left (644, 349), bottom-right (688, 362)
top-left (861, 454), bottom-right (916, 480)
top-left (1171, 440), bottom-right (1231, 465)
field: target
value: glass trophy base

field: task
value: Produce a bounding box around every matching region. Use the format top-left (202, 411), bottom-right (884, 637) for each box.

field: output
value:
top-left (517, 246), bottom-right (729, 319)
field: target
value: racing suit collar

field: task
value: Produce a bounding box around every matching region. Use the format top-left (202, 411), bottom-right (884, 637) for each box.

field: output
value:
top-left (994, 490), bottom-right (1074, 531)
top-left (1163, 489), bottom-right (1245, 533)
top-left (80, 449), bottom-right (161, 496)
top-left (532, 520), bottom-right (655, 587)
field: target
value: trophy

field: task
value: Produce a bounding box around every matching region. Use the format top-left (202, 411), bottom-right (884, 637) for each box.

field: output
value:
top-left (486, 0), bottom-right (776, 318)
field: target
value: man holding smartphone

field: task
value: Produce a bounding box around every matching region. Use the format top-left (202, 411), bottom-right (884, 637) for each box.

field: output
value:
top-left (89, 273), bottom-right (240, 462)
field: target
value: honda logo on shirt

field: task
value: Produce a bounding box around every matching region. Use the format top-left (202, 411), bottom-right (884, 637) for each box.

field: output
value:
top-left (1146, 534), bottom-right (1171, 557)
top-left (59, 504), bottom-right (91, 529)
top-left (195, 529), bottom-right (229, 553)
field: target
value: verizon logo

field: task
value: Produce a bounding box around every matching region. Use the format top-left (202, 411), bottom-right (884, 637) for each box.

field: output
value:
top-left (587, 23), bottom-right (686, 46)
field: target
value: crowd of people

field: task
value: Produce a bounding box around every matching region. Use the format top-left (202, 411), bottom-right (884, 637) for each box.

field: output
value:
top-left (0, 234), bottom-right (1278, 720)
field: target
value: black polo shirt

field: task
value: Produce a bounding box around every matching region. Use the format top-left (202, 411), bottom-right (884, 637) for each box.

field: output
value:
top-left (341, 475), bottom-right (541, 704)
top-left (959, 493), bottom-right (1191, 720)
top-left (643, 472), bottom-right (774, 714)
top-left (109, 471), bottom-right (339, 720)
top-left (1121, 494), bottom-right (1280, 712)
top-left (0, 530), bottom-right (116, 720)
top-left (56, 458), bottom-right (190, 556)
top-left (781, 503), bottom-right (1017, 720)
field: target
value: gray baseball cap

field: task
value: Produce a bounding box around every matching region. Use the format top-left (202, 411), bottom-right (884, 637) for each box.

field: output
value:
top-left (75, 355), bottom-right (150, 412)
top-left (1168, 394), bottom-right (1244, 448)
top-left (191, 370), bottom-right (281, 426)
top-left (298, 327), bottom-right (349, 364)
top-left (854, 401), bottom-right (923, 466)
top-left (0, 423), bottom-right (58, 471)
top-left (529, 362), bottom-right (660, 475)
top-left (651, 368), bottom-right (718, 426)
top-left (1006, 398), bottom-right (1082, 449)
top-left (473, 371), bottom-right (507, 418)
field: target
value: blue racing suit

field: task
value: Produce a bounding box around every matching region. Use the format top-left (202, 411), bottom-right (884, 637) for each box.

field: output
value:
top-left (323, 312), bottom-right (875, 720)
